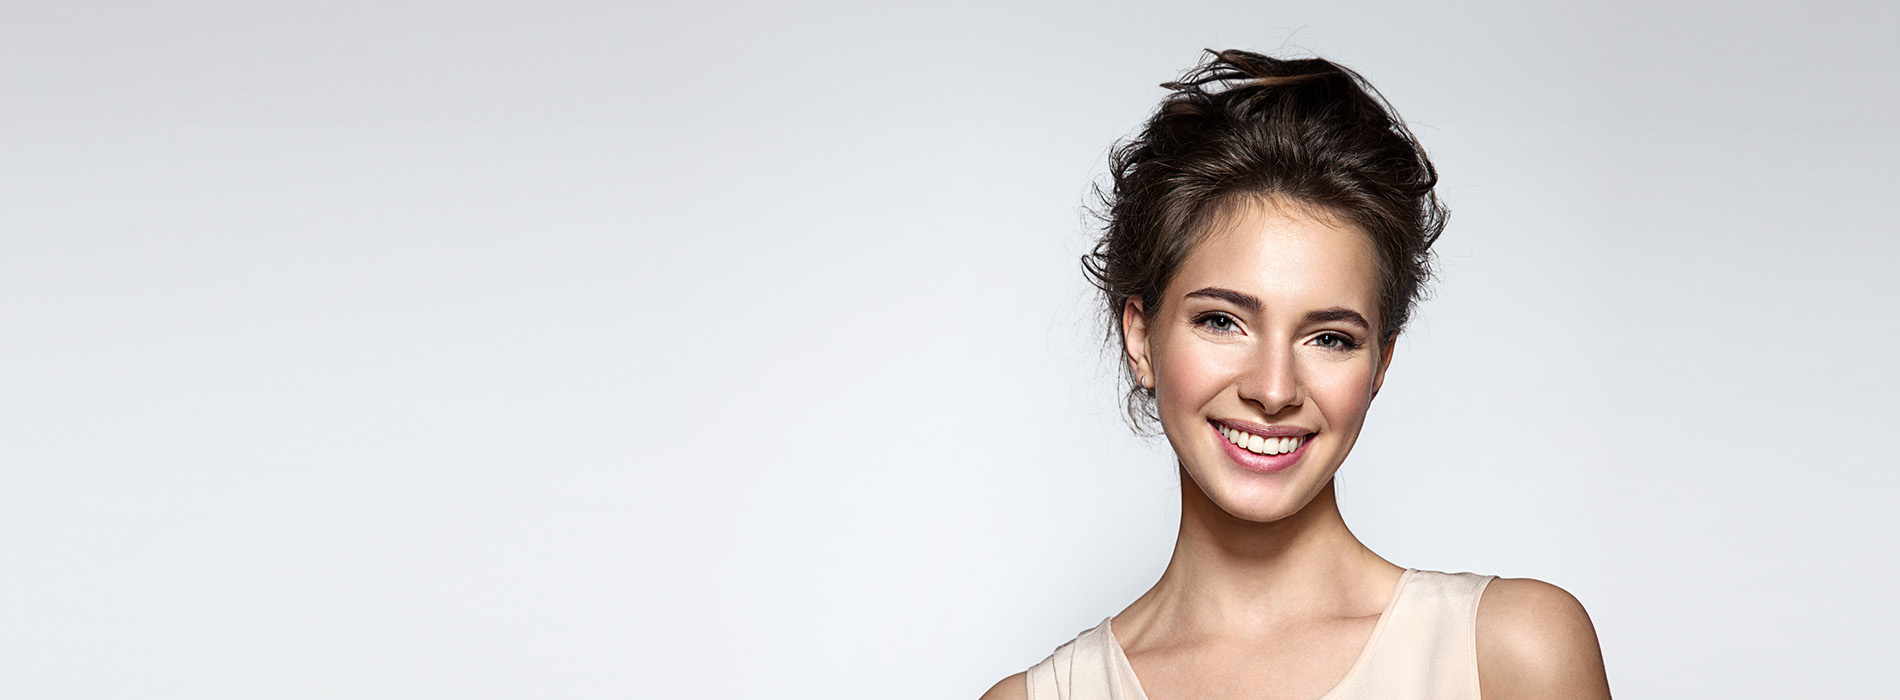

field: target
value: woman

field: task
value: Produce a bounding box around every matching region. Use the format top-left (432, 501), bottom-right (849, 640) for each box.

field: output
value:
top-left (982, 51), bottom-right (1611, 700)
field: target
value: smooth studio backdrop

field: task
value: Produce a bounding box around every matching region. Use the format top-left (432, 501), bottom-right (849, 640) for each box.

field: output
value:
top-left (3, 1), bottom-right (1895, 698)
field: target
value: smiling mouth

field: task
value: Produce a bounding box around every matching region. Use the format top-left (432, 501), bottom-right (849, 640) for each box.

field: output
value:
top-left (1217, 425), bottom-right (1313, 456)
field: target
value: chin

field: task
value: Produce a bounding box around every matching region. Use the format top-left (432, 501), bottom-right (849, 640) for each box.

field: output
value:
top-left (1188, 470), bottom-right (1327, 523)
top-left (1217, 501), bottom-right (1303, 523)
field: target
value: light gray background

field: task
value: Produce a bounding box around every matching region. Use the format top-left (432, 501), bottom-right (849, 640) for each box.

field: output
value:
top-left (3, 1), bottom-right (1895, 698)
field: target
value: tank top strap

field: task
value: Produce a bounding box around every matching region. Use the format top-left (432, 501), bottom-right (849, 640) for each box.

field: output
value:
top-left (1327, 569), bottom-right (1496, 700)
top-left (1026, 618), bottom-right (1143, 700)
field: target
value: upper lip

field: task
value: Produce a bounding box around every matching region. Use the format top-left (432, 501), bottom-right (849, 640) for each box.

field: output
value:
top-left (1211, 418), bottom-right (1314, 438)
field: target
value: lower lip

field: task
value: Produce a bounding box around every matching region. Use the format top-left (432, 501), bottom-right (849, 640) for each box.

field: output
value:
top-left (1214, 423), bottom-right (1313, 474)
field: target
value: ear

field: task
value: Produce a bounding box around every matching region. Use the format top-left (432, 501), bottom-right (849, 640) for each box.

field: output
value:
top-left (1371, 335), bottom-right (1398, 398)
top-left (1121, 298), bottom-right (1154, 391)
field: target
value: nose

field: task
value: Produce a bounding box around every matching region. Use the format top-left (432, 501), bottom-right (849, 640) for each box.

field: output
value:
top-left (1238, 342), bottom-right (1302, 416)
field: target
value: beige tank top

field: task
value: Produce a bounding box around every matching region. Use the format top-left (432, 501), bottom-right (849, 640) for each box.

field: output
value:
top-left (1025, 569), bottom-right (1496, 700)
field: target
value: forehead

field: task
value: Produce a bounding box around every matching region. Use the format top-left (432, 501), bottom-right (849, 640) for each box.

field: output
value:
top-left (1169, 199), bottom-right (1382, 318)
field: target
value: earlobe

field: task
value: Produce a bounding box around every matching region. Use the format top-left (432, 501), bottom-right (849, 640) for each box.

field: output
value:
top-left (1122, 298), bottom-right (1153, 390)
top-left (1372, 336), bottom-right (1398, 397)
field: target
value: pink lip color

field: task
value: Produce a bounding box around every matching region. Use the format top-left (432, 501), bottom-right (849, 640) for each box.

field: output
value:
top-left (1212, 420), bottom-right (1314, 474)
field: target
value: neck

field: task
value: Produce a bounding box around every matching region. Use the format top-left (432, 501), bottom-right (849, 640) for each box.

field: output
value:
top-left (1119, 464), bottom-right (1398, 640)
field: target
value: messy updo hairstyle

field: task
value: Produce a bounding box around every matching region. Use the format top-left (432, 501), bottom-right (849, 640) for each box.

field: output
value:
top-left (1083, 49), bottom-right (1448, 428)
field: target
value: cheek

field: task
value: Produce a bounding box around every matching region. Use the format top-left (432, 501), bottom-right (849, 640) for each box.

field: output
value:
top-left (1152, 337), bottom-right (1240, 415)
top-left (1307, 365), bottom-right (1377, 427)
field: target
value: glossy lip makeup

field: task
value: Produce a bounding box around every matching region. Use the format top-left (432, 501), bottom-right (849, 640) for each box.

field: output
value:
top-left (1210, 419), bottom-right (1314, 474)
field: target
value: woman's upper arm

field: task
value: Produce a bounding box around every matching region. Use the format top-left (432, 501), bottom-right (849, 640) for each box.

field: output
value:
top-left (979, 671), bottom-right (1028, 700)
top-left (1477, 577), bottom-right (1612, 700)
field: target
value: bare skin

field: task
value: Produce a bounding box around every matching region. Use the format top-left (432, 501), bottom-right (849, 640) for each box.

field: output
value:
top-left (1109, 474), bottom-right (1406, 700)
top-left (981, 199), bottom-right (1609, 700)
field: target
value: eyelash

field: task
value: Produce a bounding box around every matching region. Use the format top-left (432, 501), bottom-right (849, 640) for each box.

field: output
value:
top-left (1193, 312), bottom-right (1242, 334)
top-left (1310, 331), bottom-right (1362, 351)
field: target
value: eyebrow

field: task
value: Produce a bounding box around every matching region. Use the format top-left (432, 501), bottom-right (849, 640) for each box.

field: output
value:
top-left (1304, 307), bottom-right (1371, 330)
top-left (1184, 287), bottom-right (1261, 312)
top-left (1184, 287), bottom-right (1371, 330)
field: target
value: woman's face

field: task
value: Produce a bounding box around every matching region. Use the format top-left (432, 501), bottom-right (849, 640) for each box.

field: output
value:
top-left (1124, 198), bottom-right (1393, 523)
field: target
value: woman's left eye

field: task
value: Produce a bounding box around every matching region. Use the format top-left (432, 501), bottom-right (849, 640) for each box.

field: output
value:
top-left (1310, 332), bottom-right (1360, 350)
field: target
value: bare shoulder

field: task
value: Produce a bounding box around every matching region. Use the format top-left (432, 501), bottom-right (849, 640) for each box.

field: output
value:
top-left (978, 671), bottom-right (1028, 700)
top-left (1476, 577), bottom-right (1611, 700)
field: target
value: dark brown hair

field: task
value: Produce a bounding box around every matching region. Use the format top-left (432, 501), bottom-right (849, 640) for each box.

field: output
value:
top-left (1083, 49), bottom-right (1448, 428)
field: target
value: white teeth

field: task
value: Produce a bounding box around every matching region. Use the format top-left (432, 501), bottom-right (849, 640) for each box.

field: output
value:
top-left (1220, 425), bottom-right (1306, 456)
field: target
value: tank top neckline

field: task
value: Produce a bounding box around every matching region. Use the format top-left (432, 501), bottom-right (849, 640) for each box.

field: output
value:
top-left (1101, 567), bottom-right (1419, 700)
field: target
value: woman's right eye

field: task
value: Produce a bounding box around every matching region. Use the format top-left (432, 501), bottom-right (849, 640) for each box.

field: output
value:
top-left (1195, 313), bottom-right (1240, 334)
